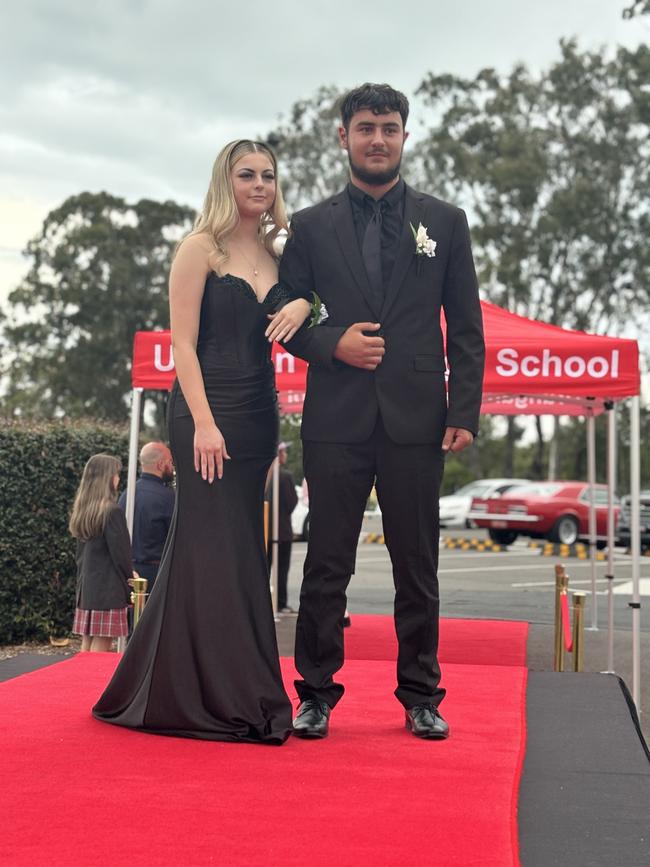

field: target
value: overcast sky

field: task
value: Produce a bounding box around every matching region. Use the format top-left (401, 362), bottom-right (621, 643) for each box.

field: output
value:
top-left (1, 0), bottom-right (647, 310)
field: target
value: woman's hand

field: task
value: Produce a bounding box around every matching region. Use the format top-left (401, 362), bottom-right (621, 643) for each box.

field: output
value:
top-left (194, 420), bottom-right (230, 483)
top-left (265, 298), bottom-right (311, 343)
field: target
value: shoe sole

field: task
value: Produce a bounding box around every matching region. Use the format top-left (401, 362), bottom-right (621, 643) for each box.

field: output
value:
top-left (405, 720), bottom-right (449, 739)
top-left (292, 727), bottom-right (328, 739)
top-left (409, 730), bottom-right (449, 739)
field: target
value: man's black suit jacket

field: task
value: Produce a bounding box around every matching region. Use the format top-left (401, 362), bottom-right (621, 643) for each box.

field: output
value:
top-left (280, 183), bottom-right (485, 445)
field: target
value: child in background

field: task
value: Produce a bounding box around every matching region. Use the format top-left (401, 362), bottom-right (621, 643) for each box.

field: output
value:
top-left (70, 454), bottom-right (132, 652)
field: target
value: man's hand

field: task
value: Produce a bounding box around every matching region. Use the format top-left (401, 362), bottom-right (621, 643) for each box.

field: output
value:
top-left (333, 322), bottom-right (385, 370)
top-left (442, 427), bottom-right (474, 454)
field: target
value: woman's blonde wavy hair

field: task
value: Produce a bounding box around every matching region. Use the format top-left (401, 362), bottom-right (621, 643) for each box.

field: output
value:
top-left (183, 139), bottom-right (289, 271)
top-left (69, 454), bottom-right (121, 541)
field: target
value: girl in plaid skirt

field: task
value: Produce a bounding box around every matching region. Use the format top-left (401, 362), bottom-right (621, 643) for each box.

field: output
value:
top-left (70, 454), bottom-right (132, 652)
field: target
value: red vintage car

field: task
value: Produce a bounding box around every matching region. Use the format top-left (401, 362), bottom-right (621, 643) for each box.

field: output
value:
top-left (467, 481), bottom-right (620, 546)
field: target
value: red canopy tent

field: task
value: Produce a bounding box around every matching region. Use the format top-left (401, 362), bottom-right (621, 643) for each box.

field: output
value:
top-left (476, 300), bottom-right (639, 413)
top-left (127, 302), bottom-right (643, 704)
top-left (130, 300), bottom-right (640, 412)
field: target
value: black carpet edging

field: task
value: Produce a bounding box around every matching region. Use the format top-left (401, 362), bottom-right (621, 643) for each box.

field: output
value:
top-left (617, 675), bottom-right (650, 763)
top-left (519, 671), bottom-right (650, 867)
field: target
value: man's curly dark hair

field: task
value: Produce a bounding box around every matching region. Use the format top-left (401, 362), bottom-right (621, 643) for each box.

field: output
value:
top-left (339, 83), bottom-right (409, 131)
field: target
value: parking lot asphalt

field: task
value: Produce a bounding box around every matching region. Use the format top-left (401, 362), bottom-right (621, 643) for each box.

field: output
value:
top-left (279, 528), bottom-right (650, 737)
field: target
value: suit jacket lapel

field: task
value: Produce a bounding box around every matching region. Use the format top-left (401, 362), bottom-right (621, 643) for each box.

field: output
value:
top-left (380, 186), bottom-right (425, 321)
top-left (330, 192), bottom-right (381, 319)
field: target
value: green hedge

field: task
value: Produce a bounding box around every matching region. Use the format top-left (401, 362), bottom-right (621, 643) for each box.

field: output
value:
top-left (0, 418), bottom-right (129, 643)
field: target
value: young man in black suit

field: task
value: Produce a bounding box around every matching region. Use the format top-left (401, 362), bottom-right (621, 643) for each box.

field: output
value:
top-left (280, 83), bottom-right (485, 739)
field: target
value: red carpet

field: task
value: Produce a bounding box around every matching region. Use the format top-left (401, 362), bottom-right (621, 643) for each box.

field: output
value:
top-left (345, 615), bottom-right (528, 667)
top-left (0, 617), bottom-right (527, 866)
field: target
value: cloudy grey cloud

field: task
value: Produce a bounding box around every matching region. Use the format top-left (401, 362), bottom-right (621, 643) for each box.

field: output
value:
top-left (3, 2), bottom-right (646, 193)
top-left (0, 0), bottom-right (647, 300)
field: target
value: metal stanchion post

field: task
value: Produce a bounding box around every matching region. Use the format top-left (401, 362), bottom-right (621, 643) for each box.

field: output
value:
top-left (130, 576), bottom-right (148, 629)
top-left (572, 592), bottom-right (586, 673)
top-left (554, 564), bottom-right (568, 672)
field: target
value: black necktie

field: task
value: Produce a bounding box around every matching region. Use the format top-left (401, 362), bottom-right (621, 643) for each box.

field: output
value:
top-left (361, 199), bottom-right (384, 308)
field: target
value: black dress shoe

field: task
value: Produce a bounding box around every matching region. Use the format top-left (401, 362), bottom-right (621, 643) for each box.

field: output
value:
top-left (292, 699), bottom-right (331, 738)
top-left (405, 703), bottom-right (449, 739)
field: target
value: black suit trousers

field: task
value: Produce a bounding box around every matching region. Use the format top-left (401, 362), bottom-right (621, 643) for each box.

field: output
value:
top-left (295, 417), bottom-right (446, 709)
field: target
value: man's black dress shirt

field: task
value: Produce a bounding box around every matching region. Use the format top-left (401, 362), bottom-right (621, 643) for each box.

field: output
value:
top-left (118, 473), bottom-right (175, 564)
top-left (347, 178), bottom-right (406, 294)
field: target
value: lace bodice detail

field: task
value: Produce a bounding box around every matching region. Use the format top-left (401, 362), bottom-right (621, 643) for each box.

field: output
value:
top-left (215, 273), bottom-right (294, 311)
top-left (193, 273), bottom-right (298, 370)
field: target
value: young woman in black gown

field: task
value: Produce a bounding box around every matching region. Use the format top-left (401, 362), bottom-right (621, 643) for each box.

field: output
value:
top-left (93, 140), bottom-right (312, 744)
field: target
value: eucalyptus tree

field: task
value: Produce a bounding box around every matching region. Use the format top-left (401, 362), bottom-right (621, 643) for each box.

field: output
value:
top-left (2, 192), bottom-right (194, 425)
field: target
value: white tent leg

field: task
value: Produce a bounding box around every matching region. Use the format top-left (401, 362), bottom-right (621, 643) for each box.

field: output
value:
top-left (605, 404), bottom-right (616, 673)
top-left (587, 412), bottom-right (598, 631)
top-left (630, 396), bottom-right (641, 709)
top-left (271, 456), bottom-right (280, 620)
top-left (118, 387), bottom-right (142, 653)
top-left (125, 388), bottom-right (143, 537)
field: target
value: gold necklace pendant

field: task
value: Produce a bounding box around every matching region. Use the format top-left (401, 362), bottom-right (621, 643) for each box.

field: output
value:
top-left (234, 240), bottom-right (261, 279)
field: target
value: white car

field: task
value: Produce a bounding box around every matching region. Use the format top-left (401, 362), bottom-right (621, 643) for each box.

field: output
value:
top-left (439, 478), bottom-right (531, 528)
top-left (291, 485), bottom-right (310, 540)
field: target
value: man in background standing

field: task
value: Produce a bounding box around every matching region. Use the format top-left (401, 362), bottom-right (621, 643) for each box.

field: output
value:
top-left (267, 442), bottom-right (298, 614)
top-left (118, 441), bottom-right (175, 593)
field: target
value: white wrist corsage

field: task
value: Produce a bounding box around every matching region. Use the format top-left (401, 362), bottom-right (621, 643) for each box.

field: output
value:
top-left (309, 293), bottom-right (328, 328)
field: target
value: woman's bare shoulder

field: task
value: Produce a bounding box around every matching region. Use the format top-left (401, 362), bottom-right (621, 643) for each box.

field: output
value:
top-left (181, 231), bottom-right (216, 252)
top-left (174, 232), bottom-right (215, 271)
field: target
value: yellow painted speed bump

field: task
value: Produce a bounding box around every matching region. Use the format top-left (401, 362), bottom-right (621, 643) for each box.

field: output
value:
top-left (539, 542), bottom-right (606, 560)
top-left (440, 536), bottom-right (510, 552)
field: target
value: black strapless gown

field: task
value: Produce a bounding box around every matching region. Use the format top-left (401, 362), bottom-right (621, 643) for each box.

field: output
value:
top-left (93, 274), bottom-right (295, 745)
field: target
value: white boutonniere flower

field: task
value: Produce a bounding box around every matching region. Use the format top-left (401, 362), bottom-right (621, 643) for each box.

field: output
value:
top-left (410, 222), bottom-right (437, 258)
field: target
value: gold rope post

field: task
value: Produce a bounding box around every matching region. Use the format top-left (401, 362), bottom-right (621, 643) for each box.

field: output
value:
top-left (554, 564), bottom-right (569, 672)
top-left (572, 592), bottom-right (587, 673)
top-left (130, 576), bottom-right (148, 628)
